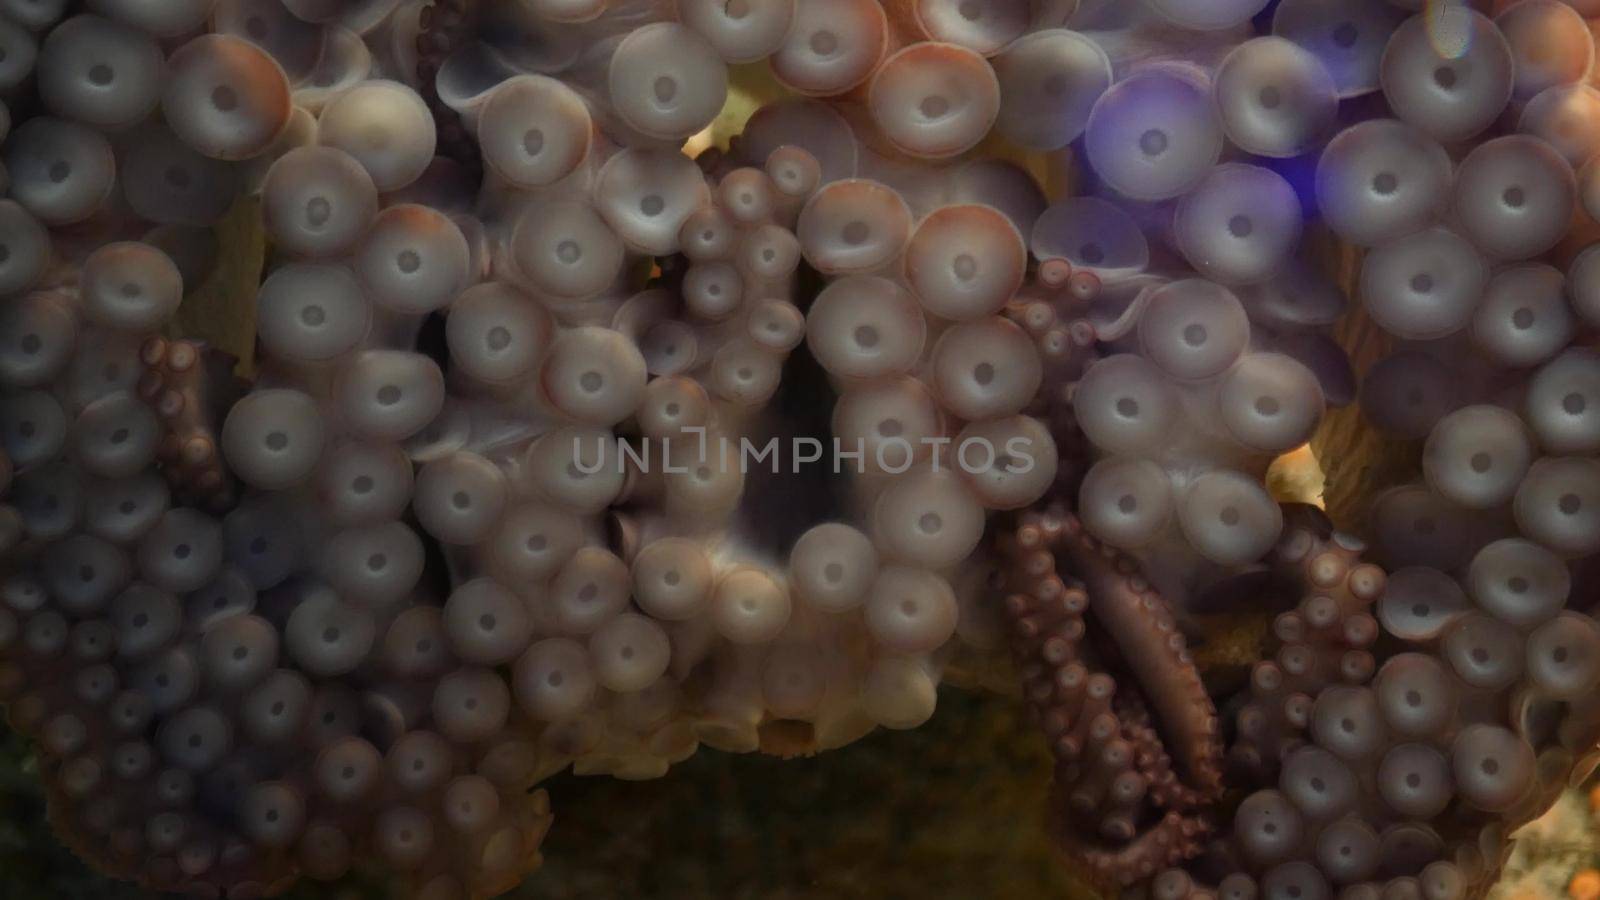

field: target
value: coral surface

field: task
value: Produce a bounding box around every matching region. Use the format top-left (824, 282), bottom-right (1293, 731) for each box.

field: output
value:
top-left (3, 1), bottom-right (1600, 899)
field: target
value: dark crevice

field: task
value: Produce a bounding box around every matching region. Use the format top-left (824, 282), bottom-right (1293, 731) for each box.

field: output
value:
top-left (744, 355), bottom-right (843, 555)
top-left (727, 271), bottom-right (848, 562)
top-left (415, 310), bottom-right (451, 377)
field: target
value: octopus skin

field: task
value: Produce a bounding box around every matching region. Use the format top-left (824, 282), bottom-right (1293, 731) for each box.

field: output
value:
top-left (2, 1), bottom-right (1600, 900)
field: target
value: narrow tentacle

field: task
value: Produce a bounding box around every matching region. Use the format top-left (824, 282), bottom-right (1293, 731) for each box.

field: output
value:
top-left (135, 337), bottom-right (244, 513)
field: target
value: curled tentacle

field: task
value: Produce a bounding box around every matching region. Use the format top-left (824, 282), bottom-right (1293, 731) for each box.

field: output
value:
top-left (998, 501), bottom-right (1224, 888)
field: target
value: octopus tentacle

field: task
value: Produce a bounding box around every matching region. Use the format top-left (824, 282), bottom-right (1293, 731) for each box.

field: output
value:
top-left (135, 337), bottom-right (243, 513)
top-left (998, 500), bottom-right (1224, 887)
top-left (1055, 515), bottom-right (1225, 805)
top-left (1228, 506), bottom-right (1387, 787)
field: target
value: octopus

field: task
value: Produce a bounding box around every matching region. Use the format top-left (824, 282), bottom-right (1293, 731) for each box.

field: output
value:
top-left (2, 1), bottom-right (1600, 900)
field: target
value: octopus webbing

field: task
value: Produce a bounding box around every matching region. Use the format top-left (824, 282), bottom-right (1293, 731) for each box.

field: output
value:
top-left (4, 0), bottom-right (1600, 898)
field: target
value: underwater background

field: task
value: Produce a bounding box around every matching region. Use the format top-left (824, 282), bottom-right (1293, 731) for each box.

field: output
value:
top-left (2, 685), bottom-right (1594, 900)
top-left (0, 688), bottom-right (1096, 899)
